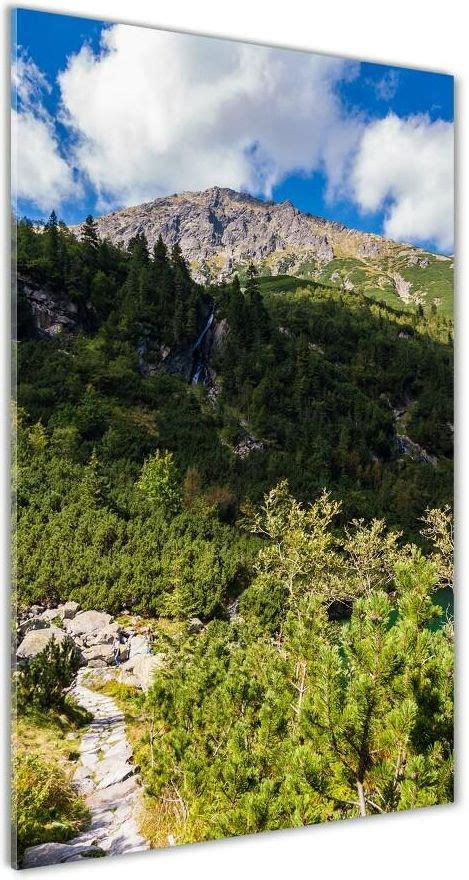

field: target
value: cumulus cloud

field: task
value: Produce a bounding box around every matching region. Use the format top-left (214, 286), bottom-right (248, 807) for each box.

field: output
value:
top-left (11, 53), bottom-right (78, 211)
top-left (11, 52), bottom-right (50, 113)
top-left (11, 32), bottom-right (453, 254)
top-left (351, 113), bottom-right (454, 251)
top-left (11, 109), bottom-right (77, 211)
top-left (57, 24), bottom-right (363, 208)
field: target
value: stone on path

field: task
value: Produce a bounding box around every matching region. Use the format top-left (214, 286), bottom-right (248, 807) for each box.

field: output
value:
top-left (22, 841), bottom-right (106, 868)
top-left (22, 667), bottom-right (150, 868)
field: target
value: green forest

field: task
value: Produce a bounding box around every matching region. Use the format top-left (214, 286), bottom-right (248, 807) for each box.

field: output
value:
top-left (13, 212), bottom-right (454, 852)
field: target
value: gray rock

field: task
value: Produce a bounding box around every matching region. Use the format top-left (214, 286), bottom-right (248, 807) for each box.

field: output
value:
top-left (67, 610), bottom-right (112, 637)
top-left (41, 607), bottom-right (65, 623)
top-left (29, 604), bottom-right (45, 615)
top-left (22, 841), bottom-right (105, 868)
top-left (17, 616), bottom-right (49, 640)
top-left (82, 643), bottom-right (115, 665)
top-left (128, 634), bottom-right (150, 657)
top-left (62, 600), bottom-right (80, 619)
top-left (95, 756), bottom-right (135, 787)
top-left (188, 617), bottom-right (204, 634)
top-left (102, 740), bottom-right (132, 763)
top-left (18, 274), bottom-right (82, 339)
top-left (233, 435), bottom-right (264, 459)
top-left (85, 622), bottom-right (120, 646)
top-left (74, 187), bottom-right (337, 284)
top-left (17, 626), bottom-right (67, 660)
top-left (90, 775), bottom-right (139, 804)
top-left (119, 653), bottom-right (164, 691)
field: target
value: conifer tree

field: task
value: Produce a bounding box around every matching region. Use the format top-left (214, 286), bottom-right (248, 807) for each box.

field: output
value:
top-left (43, 210), bottom-right (61, 287)
top-left (80, 214), bottom-right (99, 253)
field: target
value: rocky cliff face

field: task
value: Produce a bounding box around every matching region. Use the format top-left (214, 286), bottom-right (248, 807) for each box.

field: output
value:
top-left (74, 187), bottom-right (453, 311)
top-left (16, 274), bottom-right (84, 338)
top-left (83, 188), bottom-right (326, 278)
top-left (77, 187), bottom-right (396, 282)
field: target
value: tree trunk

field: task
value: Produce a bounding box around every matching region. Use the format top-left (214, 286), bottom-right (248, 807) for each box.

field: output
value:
top-left (357, 779), bottom-right (367, 817)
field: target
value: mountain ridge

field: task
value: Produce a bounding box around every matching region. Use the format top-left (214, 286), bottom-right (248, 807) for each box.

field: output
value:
top-left (76, 186), bottom-right (453, 313)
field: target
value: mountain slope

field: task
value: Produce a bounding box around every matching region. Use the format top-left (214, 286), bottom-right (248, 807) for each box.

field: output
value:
top-left (81, 186), bottom-right (453, 314)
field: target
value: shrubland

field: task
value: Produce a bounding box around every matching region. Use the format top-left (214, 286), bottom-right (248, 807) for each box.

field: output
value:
top-left (13, 213), bottom-right (454, 844)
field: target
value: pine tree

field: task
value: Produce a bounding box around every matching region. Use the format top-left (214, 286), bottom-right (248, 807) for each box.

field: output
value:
top-left (43, 210), bottom-right (61, 288)
top-left (80, 214), bottom-right (99, 253)
top-left (127, 231), bottom-right (150, 266)
top-left (153, 234), bottom-right (168, 276)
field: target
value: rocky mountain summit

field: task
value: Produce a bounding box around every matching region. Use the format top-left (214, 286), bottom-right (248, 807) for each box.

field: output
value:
top-left (77, 187), bottom-right (452, 313)
top-left (87, 187), bottom-right (336, 280)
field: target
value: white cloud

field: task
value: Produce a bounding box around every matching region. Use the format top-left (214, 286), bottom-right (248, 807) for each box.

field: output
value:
top-left (11, 34), bottom-right (454, 254)
top-left (57, 24), bottom-right (363, 208)
top-left (351, 113), bottom-right (454, 251)
top-left (11, 109), bottom-right (77, 211)
top-left (11, 52), bottom-right (50, 114)
top-left (11, 53), bottom-right (78, 212)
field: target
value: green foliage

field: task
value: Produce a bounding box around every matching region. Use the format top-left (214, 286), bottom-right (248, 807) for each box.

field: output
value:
top-left (421, 505), bottom-right (454, 588)
top-left (13, 212), bottom-right (453, 849)
top-left (141, 492), bottom-right (453, 842)
top-left (14, 217), bottom-right (453, 615)
top-left (137, 450), bottom-right (181, 519)
top-left (17, 637), bottom-right (81, 711)
top-left (13, 751), bottom-right (89, 861)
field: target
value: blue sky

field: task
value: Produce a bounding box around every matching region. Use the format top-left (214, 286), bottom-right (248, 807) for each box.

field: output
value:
top-left (11, 7), bottom-right (454, 252)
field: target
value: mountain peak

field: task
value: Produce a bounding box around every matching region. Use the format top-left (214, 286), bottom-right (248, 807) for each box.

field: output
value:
top-left (81, 187), bottom-right (451, 311)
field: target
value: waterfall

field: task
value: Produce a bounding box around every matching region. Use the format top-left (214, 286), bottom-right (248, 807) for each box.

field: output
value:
top-left (192, 310), bottom-right (214, 353)
top-left (191, 308), bottom-right (215, 385)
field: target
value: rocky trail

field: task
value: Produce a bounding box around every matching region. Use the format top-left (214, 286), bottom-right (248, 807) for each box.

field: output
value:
top-left (22, 668), bottom-right (149, 868)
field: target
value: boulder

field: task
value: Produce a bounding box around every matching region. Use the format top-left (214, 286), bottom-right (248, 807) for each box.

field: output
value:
top-left (17, 627), bottom-right (68, 660)
top-left (128, 635), bottom-right (150, 658)
top-left (118, 672), bottom-right (139, 688)
top-left (188, 617), bottom-right (204, 634)
top-left (82, 644), bottom-right (115, 666)
top-left (61, 601), bottom-right (80, 619)
top-left (84, 622), bottom-right (120, 647)
top-left (66, 610), bottom-right (112, 637)
top-left (41, 608), bottom-right (65, 623)
top-left (17, 616), bottom-right (49, 640)
top-left (119, 653), bottom-right (165, 691)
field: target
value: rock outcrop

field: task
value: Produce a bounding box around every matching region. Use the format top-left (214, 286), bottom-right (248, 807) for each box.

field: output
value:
top-left (16, 274), bottom-right (83, 338)
top-left (77, 187), bottom-right (335, 283)
top-left (16, 604), bottom-right (162, 687)
top-left (396, 433), bottom-right (438, 467)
